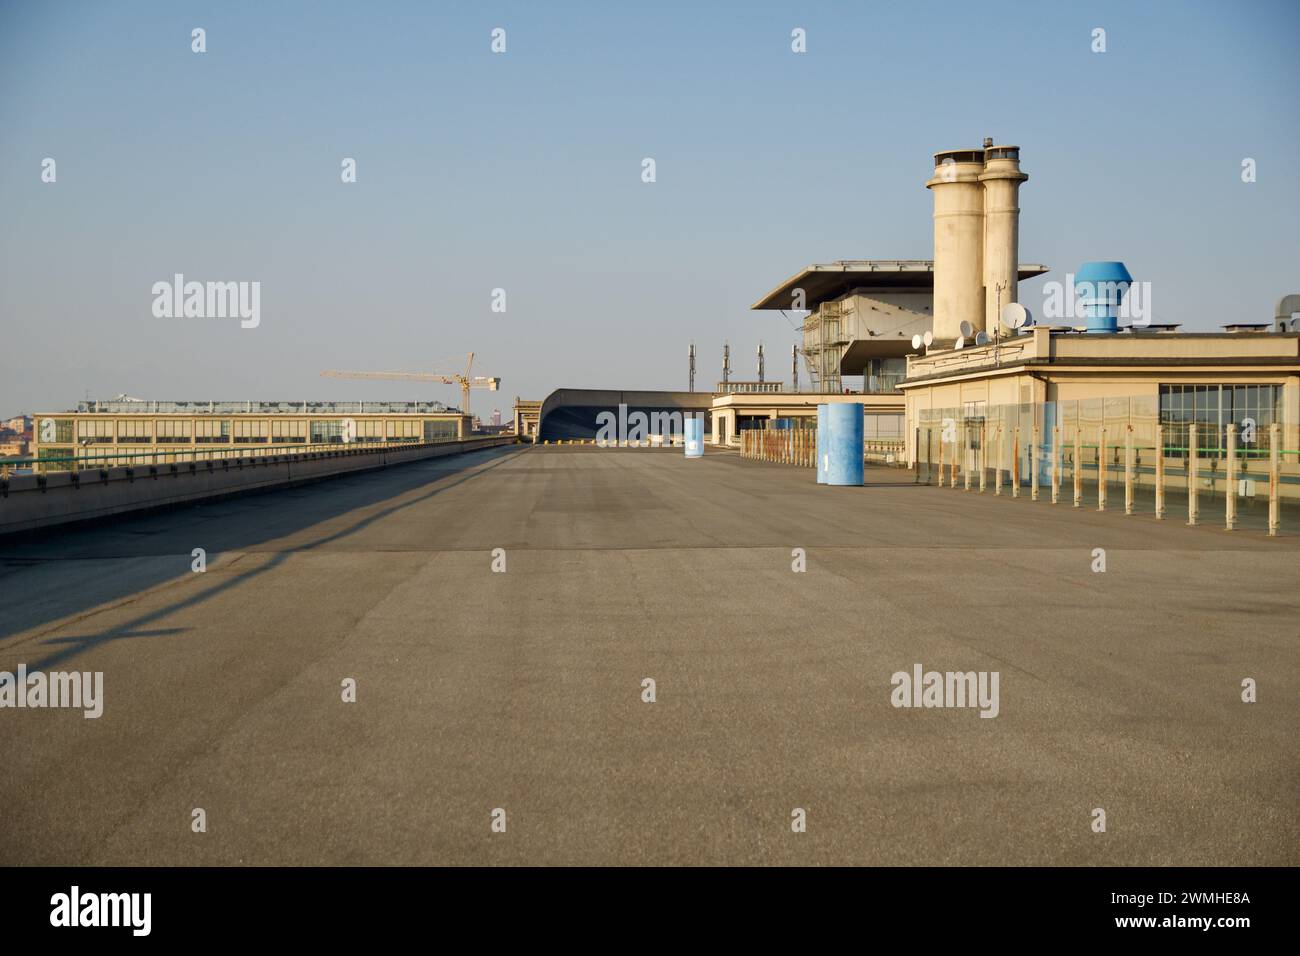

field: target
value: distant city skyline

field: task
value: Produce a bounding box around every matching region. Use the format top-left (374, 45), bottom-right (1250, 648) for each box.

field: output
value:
top-left (2, 0), bottom-right (1298, 415)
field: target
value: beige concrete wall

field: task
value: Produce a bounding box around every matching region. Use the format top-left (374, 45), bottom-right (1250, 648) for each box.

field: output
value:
top-left (710, 392), bottom-right (904, 446)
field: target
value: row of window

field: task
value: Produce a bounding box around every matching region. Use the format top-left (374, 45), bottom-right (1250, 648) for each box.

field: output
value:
top-left (931, 385), bottom-right (1285, 459)
top-left (44, 418), bottom-right (459, 445)
top-left (1158, 385), bottom-right (1282, 457)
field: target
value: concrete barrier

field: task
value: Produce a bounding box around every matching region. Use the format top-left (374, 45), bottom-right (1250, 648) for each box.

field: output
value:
top-left (0, 436), bottom-right (517, 537)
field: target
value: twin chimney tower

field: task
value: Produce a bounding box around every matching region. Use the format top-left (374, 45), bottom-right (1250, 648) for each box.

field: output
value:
top-left (925, 138), bottom-right (1028, 342)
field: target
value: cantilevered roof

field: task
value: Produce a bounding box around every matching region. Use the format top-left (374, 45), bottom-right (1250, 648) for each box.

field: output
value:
top-left (750, 259), bottom-right (1051, 311)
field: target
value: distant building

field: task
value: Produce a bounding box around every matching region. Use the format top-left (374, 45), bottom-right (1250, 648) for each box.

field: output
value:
top-left (491, 408), bottom-right (502, 427)
top-left (513, 398), bottom-right (541, 440)
top-left (30, 399), bottom-right (471, 470)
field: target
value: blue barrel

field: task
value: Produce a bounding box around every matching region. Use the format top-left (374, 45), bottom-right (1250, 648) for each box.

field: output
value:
top-left (816, 404), bottom-right (829, 483)
top-left (826, 403), bottom-right (864, 486)
top-left (684, 416), bottom-right (704, 458)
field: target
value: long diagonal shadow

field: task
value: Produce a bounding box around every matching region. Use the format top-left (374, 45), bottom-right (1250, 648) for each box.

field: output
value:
top-left (12, 448), bottom-right (526, 672)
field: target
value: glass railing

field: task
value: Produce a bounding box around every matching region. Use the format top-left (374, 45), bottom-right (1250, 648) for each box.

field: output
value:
top-left (915, 397), bottom-right (1299, 534)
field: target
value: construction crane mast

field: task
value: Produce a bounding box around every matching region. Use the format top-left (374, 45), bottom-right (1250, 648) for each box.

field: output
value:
top-left (321, 353), bottom-right (500, 419)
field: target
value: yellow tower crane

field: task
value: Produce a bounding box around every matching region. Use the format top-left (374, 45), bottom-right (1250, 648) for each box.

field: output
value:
top-left (321, 353), bottom-right (500, 419)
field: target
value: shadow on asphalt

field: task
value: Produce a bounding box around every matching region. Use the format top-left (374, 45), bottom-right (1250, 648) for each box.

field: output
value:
top-left (0, 445), bottom-right (528, 652)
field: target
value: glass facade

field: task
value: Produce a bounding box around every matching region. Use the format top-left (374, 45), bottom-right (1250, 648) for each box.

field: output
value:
top-left (423, 420), bottom-right (458, 441)
top-left (76, 420), bottom-right (114, 443)
top-left (117, 420), bottom-right (152, 443)
top-left (1159, 384), bottom-right (1282, 458)
top-left (310, 420), bottom-right (345, 444)
top-left (386, 420), bottom-right (420, 441)
top-left (355, 420), bottom-right (385, 443)
top-left (195, 420), bottom-right (232, 444)
top-left (234, 420), bottom-right (269, 443)
top-left (865, 358), bottom-right (907, 394)
top-left (156, 419), bottom-right (193, 442)
top-left (271, 420), bottom-right (307, 443)
top-left (28, 411), bottom-right (463, 470)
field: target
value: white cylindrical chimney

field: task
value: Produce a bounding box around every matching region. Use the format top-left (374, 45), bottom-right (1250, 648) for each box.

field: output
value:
top-left (979, 143), bottom-right (1028, 333)
top-left (926, 148), bottom-right (986, 342)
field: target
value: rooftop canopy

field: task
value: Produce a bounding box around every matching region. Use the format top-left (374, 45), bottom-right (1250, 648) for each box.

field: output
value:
top-left (750, 259), bottom-right (1051, 312)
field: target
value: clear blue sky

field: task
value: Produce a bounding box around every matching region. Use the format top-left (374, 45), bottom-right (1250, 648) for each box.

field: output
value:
top-left (2, 0), bottom-right (1297, 414)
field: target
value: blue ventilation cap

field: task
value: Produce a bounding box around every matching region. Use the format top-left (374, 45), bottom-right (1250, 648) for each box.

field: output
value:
top-left (1074, 261), bottom-right (1133, 333)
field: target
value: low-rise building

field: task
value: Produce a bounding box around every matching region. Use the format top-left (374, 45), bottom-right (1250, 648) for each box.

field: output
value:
top-left (30, 399), bottom-right (471, 470)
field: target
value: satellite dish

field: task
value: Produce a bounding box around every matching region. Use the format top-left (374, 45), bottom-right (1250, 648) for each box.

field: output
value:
top-left (911, 333), bottom-right (923, 350)
top-left (1001, 303), bottom-right (1032, 330)
top-left (955, 336), bottom-right (965, 350)
top-left (922, 331), bottom-right (934, 347)
top-left (974, 330), bottom-right (990, 346)
top-left (958, 320), bottom-right (974, 339)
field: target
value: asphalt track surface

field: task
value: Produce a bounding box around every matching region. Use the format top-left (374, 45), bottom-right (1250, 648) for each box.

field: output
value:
top-left (2, 444), bottom-right (1296, 865)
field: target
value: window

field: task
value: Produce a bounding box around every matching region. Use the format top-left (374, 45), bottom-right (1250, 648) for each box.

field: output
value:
top-left (234, 420), bottom-right (269, 444)
top-left (271, 420), bottom-right (306, 443)
top-left (866, 358), bottom-right (907, 394)
top-left (355, 420), bottom-right (385, 443)
top-left (422, 420), bottom-right (457, 441)
top-left (1159, 385), bottom-right (1281, 458)
top-left (865, 413), bottom-right (905, 440)
top-left (156, 419), bottom-right (193, 442)
top-left (385, 420), bottom-right (420, 441)
top-left (43, 419), bottom-right (74, 444)
top-left (76, 420), bottom-right (114, 443)
top-left (195, 420), bottom-right (231, 444)
top-left (311, 420), bottom-right (345, 444)
top-left (117, 420), bottom-right (152, 443)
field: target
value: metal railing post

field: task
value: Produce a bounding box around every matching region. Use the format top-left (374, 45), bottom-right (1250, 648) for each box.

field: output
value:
top-left (1225, 424), bottom-right (1237, 531)
top-left (1124, 426), bottom-right (1134, 516)
top-left (963, 424), bottom-right (971, 491)
top-left (1097, 427), bottom-right (1107, 511)
top-left (1268, 423), bottom-right (1280, 536)
top-left (979, 422), bottom-right (987, 493)
top-left (1073, 430), bottom-right (1082, 508)
top-left (995, 424), bottom-right (1003, 496)
top-left (1030, 425), bottom-right (1039, 501)
top-left (1155, 425), bottom-right (1165, 519)
top-left (1051, 426), bottom-right (1061, 504)
top-left (950, 429), bottom-right (958, 488)
top-left (1011, 426), bottom-right (1020, 498)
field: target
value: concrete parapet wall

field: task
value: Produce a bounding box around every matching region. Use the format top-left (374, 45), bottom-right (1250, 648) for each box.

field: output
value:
top-left (0, 436), bottom-right (516, 536)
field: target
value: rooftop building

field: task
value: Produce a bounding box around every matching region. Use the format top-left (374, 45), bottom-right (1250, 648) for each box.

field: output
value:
top-left (28, 398), bottom-right (472, 470)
